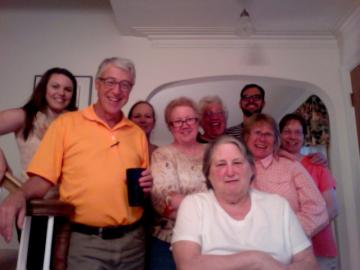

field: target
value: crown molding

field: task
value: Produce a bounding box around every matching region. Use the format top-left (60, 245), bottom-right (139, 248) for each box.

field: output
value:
top-left (131, 26), bottom-right (335, 41)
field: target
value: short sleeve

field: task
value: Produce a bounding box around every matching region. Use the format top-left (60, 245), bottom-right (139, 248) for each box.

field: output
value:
top-left (27, 116), bottom-right (66, 184)
top-left (172, 195), bottom-right (203, 245)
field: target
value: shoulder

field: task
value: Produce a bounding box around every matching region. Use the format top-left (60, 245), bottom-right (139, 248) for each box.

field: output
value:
top-left (181, 191), bottom-right (213, 210)
top-left (252, 189), bottom-right (288, 205)
top-left (52, 110), bottom-right (82, 126)
top-left (225, 123), bottom-right (242, 133)
top-left (251, 189), bottom-right (292, 214)
top-left (153, 144), bottom-right (172, 154)
top-left (276, 156), bottom-right (300, 170)
top-left (152, 145), bottom-right (176, 161)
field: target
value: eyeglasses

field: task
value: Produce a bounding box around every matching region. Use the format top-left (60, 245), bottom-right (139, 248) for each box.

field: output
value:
top-left (203, 111), bottom-right (225, 118)
top-left (241, 94), bottom-right (263, 102)
top-left (251, 130), bottom-right (274, 139)
top-left (171, 117), bottom-right (198, 128)
top-left (99, 77), bottom-right (133, 93)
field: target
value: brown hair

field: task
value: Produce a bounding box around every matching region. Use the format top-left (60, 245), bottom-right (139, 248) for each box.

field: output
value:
top-left (22, 67), bottom-right (77, 140)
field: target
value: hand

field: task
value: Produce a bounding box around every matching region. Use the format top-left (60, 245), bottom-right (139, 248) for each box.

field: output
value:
top-left (277, 148), bottom-right (296, 161)
top-left (168, 192), bottom-right (185, 211)
top-left (308, 152), bottom-right (328, 167)
top-left (248, 251), bottom-right (287, 270)
top-left (0, 190), bottom-right (26, 243)
top-left (164, 192), bottom-right (185, 219)
top-left (139, 168), bottom-right (153, 194)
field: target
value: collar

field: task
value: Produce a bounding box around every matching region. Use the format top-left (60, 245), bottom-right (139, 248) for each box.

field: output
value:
top-left (81, 105), bottom-right (134, 130)
top-left (257, 153), bottom-right (274, 169)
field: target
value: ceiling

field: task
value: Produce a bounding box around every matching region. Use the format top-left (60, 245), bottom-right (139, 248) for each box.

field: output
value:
top-left (2, 0), bottom-right (359, 39)
top-left (109, 0), bottom-right (360, 39)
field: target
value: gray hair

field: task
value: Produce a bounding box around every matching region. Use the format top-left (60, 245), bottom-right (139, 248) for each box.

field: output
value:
top-left (95, 57), bottom-right (136, 83)
top-left (203, 135), bottom-right (255, 189)
top-left (198, 95), bottom-right (228, 119)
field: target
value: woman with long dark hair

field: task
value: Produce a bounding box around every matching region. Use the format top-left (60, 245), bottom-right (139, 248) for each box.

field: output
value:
top-left (0, 67), bottom-right (77, 183)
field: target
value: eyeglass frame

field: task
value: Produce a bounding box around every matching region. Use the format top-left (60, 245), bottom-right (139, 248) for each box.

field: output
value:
top-left (98, 77), bottom-right (133, 93)
top-left (170, 117), bottom-right (199, 128)
top-left (241, 94), bottom-right (263, 102)
top-left (250, 129), bottom-right (275, 139)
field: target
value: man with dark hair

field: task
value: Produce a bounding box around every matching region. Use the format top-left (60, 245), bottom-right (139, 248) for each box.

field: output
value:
top-left (279, 113), bottom-right (338, 269)
top-left (225, 83), bottom-right (265, 141)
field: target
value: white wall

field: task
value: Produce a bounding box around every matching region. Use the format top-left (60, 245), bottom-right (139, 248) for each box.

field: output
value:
top-left (0, 6), bottom-right (359, 269)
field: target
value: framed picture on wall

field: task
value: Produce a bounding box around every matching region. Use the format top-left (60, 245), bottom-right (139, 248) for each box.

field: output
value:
top-left (34, 75), bottom-right (93, 109)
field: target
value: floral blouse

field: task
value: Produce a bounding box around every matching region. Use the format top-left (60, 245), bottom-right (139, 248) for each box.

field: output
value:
top-left (15, 110), bottom-right (58, 181)
top-left (151, 144), bottom-right (207, 243)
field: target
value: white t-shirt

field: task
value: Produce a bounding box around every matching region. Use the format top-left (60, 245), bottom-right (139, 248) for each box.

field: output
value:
top-left (172, 189), bottom-right (311, 264)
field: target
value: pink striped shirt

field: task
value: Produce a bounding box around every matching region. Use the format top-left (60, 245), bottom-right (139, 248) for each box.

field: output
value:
top-left (252, 154), bottom-right (328, 237)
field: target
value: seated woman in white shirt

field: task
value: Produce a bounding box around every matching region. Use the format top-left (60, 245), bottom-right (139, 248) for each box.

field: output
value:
top-left (172, 135), bottom-right (319, 270)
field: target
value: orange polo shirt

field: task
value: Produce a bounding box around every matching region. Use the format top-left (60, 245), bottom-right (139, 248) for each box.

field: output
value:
top-left (27, 106), bottom-right (149, 227)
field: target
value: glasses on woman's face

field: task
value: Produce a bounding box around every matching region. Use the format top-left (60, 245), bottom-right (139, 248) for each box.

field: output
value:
top-left (170, 117), bottom-right (198, 128)
top-left (251, 129), bottom-right (275, 139)
top-left (99, 77), bottom-right (133, 93)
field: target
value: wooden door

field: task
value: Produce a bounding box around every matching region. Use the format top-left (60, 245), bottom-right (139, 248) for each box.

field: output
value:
top-left (350, 64), bottom-right (360, 154)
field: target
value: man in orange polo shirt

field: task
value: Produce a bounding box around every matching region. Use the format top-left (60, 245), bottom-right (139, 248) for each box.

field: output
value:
top-left (0, 57), bottom-right (153, 270)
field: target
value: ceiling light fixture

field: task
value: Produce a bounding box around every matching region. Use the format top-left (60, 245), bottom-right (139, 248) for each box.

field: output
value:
top-left (235, 8), bottom-right (254, 37)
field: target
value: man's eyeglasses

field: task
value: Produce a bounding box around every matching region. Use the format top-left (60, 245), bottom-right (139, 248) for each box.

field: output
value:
top-left (99, 77), bottom-right (133, 93)
top-left (171, 117), bottom-right (198, 128)
top-left (241, 94), bottom-right (263, 102)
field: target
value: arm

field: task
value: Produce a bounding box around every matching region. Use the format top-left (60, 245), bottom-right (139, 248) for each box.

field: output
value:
top-left (0, 175), bottom-right (52, 242)
top-left (0, 109), bottom-right (25, 182)
top-left (288, 247), bottom-right (319, 270)
top-left (293, 164), bottom-right (329, 237)
top-left (0, 108), bottom-right (26, 135)
top-left (308, 152), bottom-right (328, 167)
top-left (173, 241), bottom-right (287, 270)
top-left (0, 148), bottom-right (10, 183)
top-left (317, 166), bottom-right (338, 221)
top-left (322, 189), bottom-right (338, 221)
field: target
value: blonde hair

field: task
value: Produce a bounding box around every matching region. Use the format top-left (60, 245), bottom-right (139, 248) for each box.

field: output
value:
top-left (164, 96), bottom-right (199, 129)
top-left (242, 113), bottom-right (280, 152)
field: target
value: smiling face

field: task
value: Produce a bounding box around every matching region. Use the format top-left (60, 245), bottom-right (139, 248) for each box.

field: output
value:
top-left (94, 64), bottom-right (132, 126)
top-left (245, 122), bottom-right (275, 160)
top-left (240, 87), bottom-right (265, 117)
top-left (169, 105), bottom-right (199, 145)
top-left (201, 103), bottom-right (226, 140)
top-left (45, 74), bottom-right (74, 114)
top-left (280, 119), bottom-right (304, 154)
top-left (129, 102), bottom-right (155, 136)
top-left (209, 142), bottom-right (253, 200)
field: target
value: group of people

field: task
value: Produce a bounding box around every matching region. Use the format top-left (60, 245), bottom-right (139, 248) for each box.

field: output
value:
top-left (0, 57), bottom-right (338, 270)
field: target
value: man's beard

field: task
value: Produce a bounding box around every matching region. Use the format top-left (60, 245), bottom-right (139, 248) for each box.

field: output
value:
top-left (242, 107), bottom-right (263, 117)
